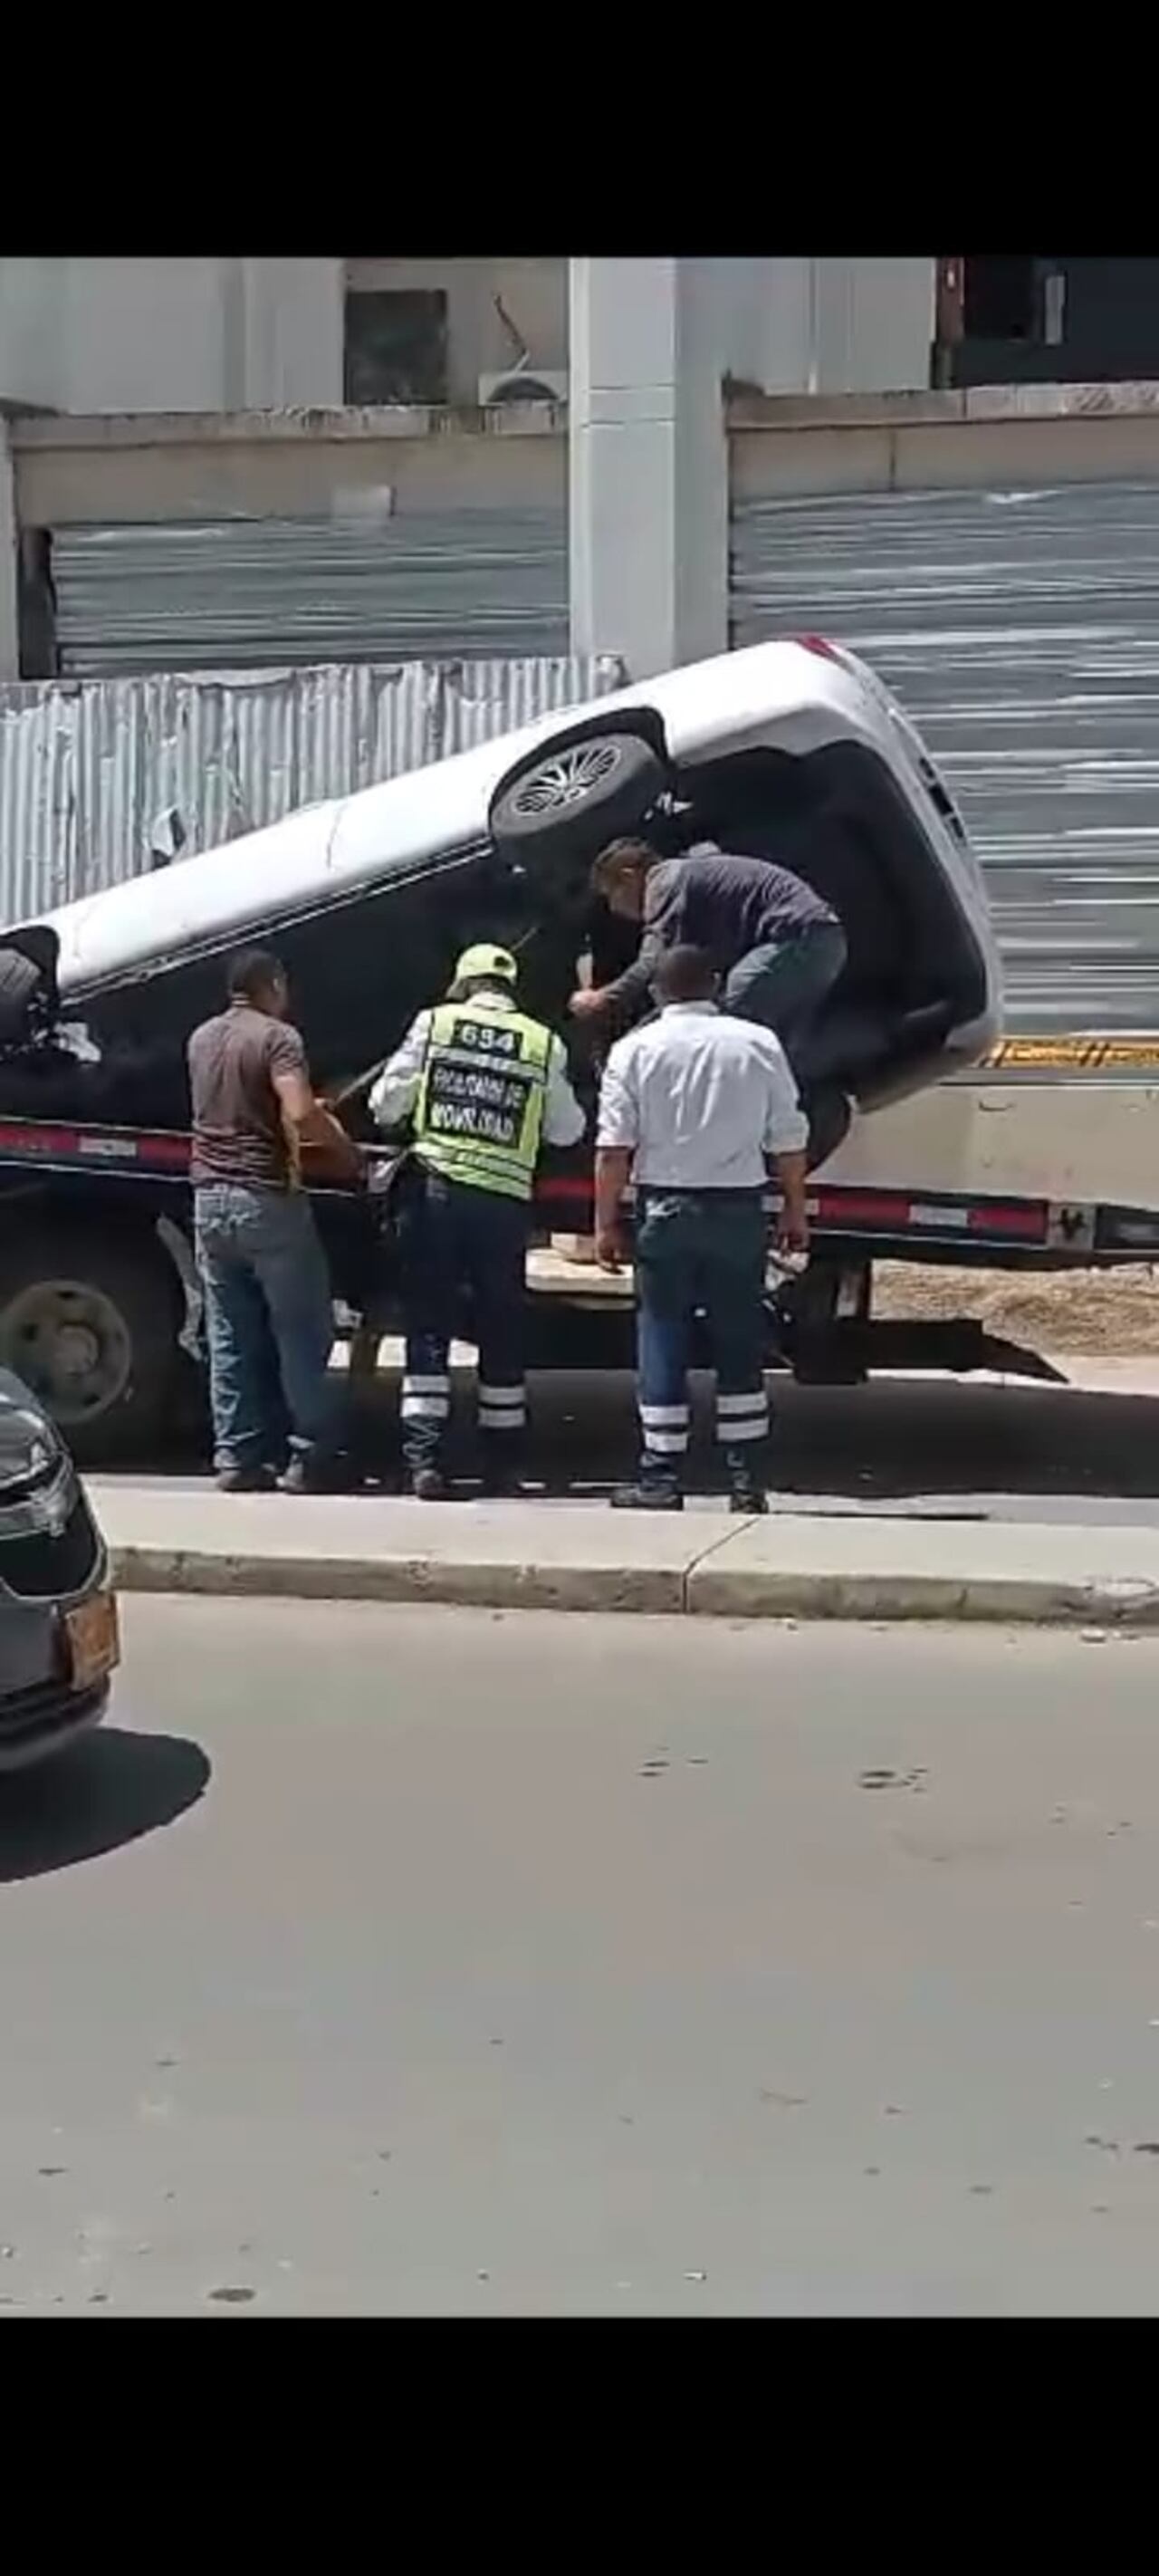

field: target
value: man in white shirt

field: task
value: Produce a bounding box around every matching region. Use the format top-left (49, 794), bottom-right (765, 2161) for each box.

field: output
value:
top-left (595, 943), bottom-right (809, 1514)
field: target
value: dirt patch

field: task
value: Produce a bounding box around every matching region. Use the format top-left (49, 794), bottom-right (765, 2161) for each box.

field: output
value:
top-left (540, 1240), bottom-right (1159, 1359)
top-left (875, 1264), bottom-right (1159, 1356)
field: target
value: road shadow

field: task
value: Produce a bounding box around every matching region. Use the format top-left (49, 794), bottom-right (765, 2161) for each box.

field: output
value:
top-left (330, 1368), bottom-right (1159, 1509)
top-left (764, 1377), bottom-right (1159, 1505)
top-left (0, 1727), bottom-right (210, 1885)
top-left (503, 1370), bottom-right (1159, 1508)
top-left (104, 1364), bottom-right (1159, 1513)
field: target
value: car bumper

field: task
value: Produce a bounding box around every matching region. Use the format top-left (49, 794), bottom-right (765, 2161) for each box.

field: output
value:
top-left (0, 1671), bottom-right (110, 1772)
top-left (0, 1588), bottom-right (118, 1772)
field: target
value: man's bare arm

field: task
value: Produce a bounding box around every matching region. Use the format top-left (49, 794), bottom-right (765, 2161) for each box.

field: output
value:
top-left (594, 1145), bottom-right (634, 1272)
top-left (273, 1069), bottom-right (363, 1186)
top-left (772, 1148), bottom-right (809, 1255)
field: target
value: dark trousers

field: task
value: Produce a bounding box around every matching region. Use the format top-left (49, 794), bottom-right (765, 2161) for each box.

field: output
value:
top-left (634, 1189), bottom-right (771, 1492)
top-left (396, 1168), bottom-right (530, 1470)
top-left (194, 1182), bottom-right (345, 1475)
top-left (724, 919), bottom-right (848, 1062)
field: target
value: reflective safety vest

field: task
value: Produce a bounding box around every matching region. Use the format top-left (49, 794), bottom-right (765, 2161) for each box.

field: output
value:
top-left (413, 997), bottom-right (553, 1202)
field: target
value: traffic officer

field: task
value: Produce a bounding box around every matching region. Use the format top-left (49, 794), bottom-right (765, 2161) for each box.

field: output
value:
top-left (369, 943), bottom-right (585, 1500)
top-left (594, 941), bottom-right (809, 1514)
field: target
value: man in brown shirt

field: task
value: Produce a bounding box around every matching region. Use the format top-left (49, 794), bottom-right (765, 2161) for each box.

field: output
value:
top-left (187, 948), bottom-right (362, 1493)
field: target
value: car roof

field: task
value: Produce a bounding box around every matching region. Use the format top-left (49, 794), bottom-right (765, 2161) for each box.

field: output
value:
top-left (35, 640), bottom-right (884, 996)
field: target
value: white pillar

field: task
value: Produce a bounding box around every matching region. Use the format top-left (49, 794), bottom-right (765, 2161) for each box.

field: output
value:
top-left (569, 258), bottom-right (727, 679)
top-left (241, 260), bottom-right (345, 409)
top-left (0, 419), bottom-right (19, 681)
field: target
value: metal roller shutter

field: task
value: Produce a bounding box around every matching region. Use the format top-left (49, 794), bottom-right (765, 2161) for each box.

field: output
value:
top-left (731, 481), bottom-right (1159, 1034)
top-left (51, 509), bottom-right (569, 678)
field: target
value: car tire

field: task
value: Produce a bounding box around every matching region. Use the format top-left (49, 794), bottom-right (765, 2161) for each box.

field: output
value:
top-left (489, 732), bottom-right (668, 870)
top-left (0, 1223), bottom-right (185, 1466)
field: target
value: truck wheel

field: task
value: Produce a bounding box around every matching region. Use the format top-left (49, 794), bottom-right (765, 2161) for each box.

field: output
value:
top-left (489, 732), bottom-right (667, 870)
top-left (0, 1226), bottom-right (184, 1466)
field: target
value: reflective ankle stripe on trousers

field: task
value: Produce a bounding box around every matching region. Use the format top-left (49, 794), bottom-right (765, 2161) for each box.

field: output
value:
top-left (639, 1400), bottom-right (690, 1458)
top-left (715, 1388), bottom-right (769, 1445)
top-left (477, 1383), bottom-right (527, 1435)
top-left (401, 1373), bottom-right (451, 1423)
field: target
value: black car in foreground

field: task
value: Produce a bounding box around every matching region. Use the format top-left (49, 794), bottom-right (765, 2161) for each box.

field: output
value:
top-left (0, 1366), bottom-right (119, 1770)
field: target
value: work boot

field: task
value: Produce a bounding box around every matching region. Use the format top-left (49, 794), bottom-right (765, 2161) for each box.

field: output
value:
top-left (277, 1448), bottom-right (361, 1496)
top-left (611, 1478), bottom-right (684, 1514)
top-left (216, 1462), bottom-right (277, 1495)
top-left (726, 1452), bottom-right (770, 1515)
top-left (479, 1448), bottom-right (523, 1500)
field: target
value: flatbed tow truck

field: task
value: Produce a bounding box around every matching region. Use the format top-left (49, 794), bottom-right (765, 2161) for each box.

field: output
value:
top-left (5, 1081), bottom-right (1159, 1461)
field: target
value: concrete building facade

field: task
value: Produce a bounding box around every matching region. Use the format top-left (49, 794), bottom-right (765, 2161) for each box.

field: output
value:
top-left (0, 256), bottom-right (939, 680)
top-left (0, 256), bottom-right (935, 421)
top-left (0, 259), bottom-right (343, 415)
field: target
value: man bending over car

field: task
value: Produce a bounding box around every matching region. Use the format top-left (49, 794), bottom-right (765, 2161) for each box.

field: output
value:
top-left (570, 833), bottom-right (847, 1066)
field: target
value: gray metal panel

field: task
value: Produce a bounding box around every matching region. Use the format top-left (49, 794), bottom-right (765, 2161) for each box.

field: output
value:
top-left (0, 655), bottom-right (624, 919)
top-left (435, 655), bottom-right (627, 755)
top-left (731, 481), bottom-right (1159, 1033)
top-left (51, 511), bottom-right (570, 677)
top-left (0, 688), bottom-right (77, 919)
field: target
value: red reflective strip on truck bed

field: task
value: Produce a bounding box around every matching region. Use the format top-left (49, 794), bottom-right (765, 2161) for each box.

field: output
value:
top-left (811, 1185), bottom-right (1049, 1241)
top-left (0, 1121), bottom-right (85, 1157)
top-left (967, 1200), bottom-right (1047, 1240)
top-left (0, 1125), bottom-right (1053, 1242)
top-left (0, 1119), bottom-right (191, 1170)
top-left (134, 1131), bottom-right (190, 1168)
top-left (811, 1189), bottom-right (915, 1228)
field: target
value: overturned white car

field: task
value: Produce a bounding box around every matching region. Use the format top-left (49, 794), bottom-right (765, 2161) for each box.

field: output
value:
top-left (0, 639), bottom-right (1003, 1458)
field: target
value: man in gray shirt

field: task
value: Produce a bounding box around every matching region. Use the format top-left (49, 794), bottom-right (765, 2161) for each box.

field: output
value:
top-left (188, 947), bottom-right (362, 1495)
top-left (570, 833), bottom-right (848, 1068)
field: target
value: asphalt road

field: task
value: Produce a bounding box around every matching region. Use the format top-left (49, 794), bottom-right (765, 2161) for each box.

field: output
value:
top-left (3, 1600), bottom-right (1159, 2315)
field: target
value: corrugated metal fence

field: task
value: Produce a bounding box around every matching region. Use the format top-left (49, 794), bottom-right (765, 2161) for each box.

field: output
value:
top-left (0, 654), bottom-right (626, 923)
top-left (732, 479), bottom-right (1159, 1034)
top-left (51, 511), bottom-right (570, 676)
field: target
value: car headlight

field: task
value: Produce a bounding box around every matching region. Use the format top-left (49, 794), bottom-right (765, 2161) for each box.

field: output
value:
top-left (0, 1404), bottom-right (66, 1496)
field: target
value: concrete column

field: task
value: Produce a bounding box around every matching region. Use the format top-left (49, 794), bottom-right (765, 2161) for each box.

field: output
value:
top-left (0, 419), bottom-right (19, 680)
top-left (221, 258), bottom-right (248, 410)
top-left (569, 258), bottom-right (727, 678)
top-left (241, 260), bottom-right (344, 409)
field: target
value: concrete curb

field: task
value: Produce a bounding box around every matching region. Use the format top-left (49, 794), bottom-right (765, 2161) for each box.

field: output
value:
top-left (110, 1544), bottom-right (689, 1616)
top-left (108, 1542), bottom-right (1159, 1629)
top-left (686, 1567), bottom-right (1159, 1627)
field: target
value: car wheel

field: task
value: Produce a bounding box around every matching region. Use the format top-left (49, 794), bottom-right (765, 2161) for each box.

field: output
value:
top-left (489, 732), bottom-right (668, 871)
top-left (0, 1226), bottom-right (184, 1466)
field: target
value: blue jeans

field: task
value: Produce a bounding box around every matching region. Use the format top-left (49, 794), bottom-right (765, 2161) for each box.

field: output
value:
top-left (724, 919), bottom-right (848, 1063)
top-left (634, 1189), bottom-right (771, 1492)
top-left (194, 1183), bottom-right (345, 1475)
top-left (394, 1168), bottom-right (530, 1471)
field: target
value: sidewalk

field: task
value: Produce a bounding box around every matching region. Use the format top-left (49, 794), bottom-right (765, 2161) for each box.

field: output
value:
top-left (91, 1480), bottom-right (1159, 1629)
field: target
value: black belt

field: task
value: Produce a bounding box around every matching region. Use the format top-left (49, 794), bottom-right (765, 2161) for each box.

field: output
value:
top-left (637, 1185), bottom-right (766, 1205)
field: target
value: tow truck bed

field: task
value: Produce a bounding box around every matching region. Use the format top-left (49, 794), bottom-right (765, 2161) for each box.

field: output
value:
top-left (4, 1101), bottom-right (1159, 1457)
top-left (3, 1106), bottom-right (1158, 1264)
